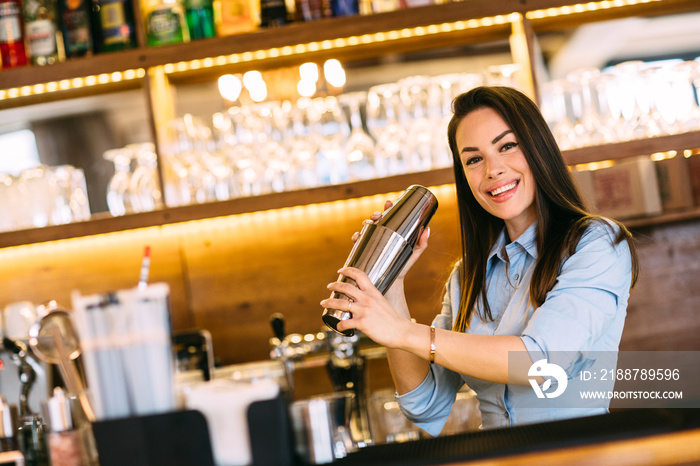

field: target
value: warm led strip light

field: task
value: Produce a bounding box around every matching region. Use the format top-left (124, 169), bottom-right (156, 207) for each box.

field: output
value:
top-left (0, 68), bottom-right (146, 101)
top-left (526, 0), bottom-right (662, 19)
top-left (162, 13), bottom-right (517, 75)
top-left (0, 0), bottom-right (669, 101)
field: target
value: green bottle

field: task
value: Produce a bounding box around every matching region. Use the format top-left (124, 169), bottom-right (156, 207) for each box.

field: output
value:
top-left (146, 0), bottom-right (189, 46)
top-left (184, 0), bottom-right (215, 40)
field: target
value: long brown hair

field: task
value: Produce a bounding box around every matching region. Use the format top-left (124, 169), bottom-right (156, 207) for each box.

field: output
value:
top-left (447, 86), bottom-right (639, 332)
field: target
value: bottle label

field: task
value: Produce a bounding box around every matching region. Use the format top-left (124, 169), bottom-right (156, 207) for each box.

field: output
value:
top-left (62, 6), bottom-right (91, 51)
top-left (0, 3), bottom-right (22, 42)
top-left (25, 19), bottom-right (56, 55)
top-left (100, 0), bottom-right (129, 44)
top-left (147, 7), bottom-right (182, 45)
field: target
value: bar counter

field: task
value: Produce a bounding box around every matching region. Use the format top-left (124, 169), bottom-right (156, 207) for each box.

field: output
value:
top-left (331, 408), bottom-right (700, 466)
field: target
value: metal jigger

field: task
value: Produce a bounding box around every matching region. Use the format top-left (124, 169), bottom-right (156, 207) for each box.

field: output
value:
top-left (322, 184), bottom-right (438, 336)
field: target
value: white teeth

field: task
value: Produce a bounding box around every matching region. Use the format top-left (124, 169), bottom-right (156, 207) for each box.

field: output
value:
top-left (490, 181), bottom-right (517, 196)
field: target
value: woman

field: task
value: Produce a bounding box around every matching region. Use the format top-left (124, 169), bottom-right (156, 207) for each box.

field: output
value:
top-left (321, 86), bottom-right (639, 433)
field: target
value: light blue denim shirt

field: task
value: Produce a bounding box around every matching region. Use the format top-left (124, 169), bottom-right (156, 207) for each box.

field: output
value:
top-left (396, 220), bottom-right (633, 434)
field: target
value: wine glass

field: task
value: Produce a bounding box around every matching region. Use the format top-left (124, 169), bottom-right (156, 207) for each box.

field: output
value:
top-left (314, 96), bottom-right (347, 185)
top-left (366, 82), bottom-right (408, 177)
top-left (338, 92), bottom-right (376, 182)
top-left (127, 142), bottom-right (164, 212)
top-left (286, 98), bottom-right (320, 189)
top-left (399, 75), bottom-right (434, 172)
top-left (103, 148), bottom-right (135, 216)
top-left (539, 79), bottom-right (577, 150)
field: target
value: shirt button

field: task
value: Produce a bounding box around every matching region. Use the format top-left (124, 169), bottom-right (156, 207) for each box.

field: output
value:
top-left (514, 274), bottom-right (519, 281)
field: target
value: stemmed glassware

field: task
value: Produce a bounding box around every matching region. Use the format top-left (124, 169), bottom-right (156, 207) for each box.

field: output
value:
top-left (338, 92), bottom-right (376, 182)
top-left (103, 148), bottom-right (135, 216)
top-left (285, 98), bottom-right (320, 189)
top-left (366, 82), bottom-right (408, 177)
top-left (314, 96), bottom-right (347, 185)
top-left (399, 76), bottom-right (434, 172)
top-left (127, 142), bottom-right (164, 213)
top-left (539, 79), bottom-right (578, 150)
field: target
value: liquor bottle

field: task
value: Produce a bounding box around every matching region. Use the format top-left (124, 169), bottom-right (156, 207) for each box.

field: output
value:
top-left (91, 0), bottom-right (137, 53)
top-left (145, 0), bottom-right (189, 46)
top-left (214, 0), bottom-right (256, 36)
top-left (58, 0), bottom-right (93, 57)
top-left (259, 0), bottom-right (286, 27)
top-left (0, 0), bottom-right (28, 68)
top-left (184, 0), bottom-right (215, 40)
top-left (22, 0), bottom-right (63, 65)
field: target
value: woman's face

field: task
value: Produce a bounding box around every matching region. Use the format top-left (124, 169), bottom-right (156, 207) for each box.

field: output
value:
top-left (456, 106), bottom-right (537, 240)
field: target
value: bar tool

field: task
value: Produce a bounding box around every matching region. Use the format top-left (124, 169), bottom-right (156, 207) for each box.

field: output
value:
top-left (322, 184), bottom-right (438, 336)
top-left (28, 303), bottom-right (96, 422)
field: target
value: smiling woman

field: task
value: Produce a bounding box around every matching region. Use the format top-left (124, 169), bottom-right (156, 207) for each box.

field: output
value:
top-left (456, 107), bottom-right (537, 241)
top-left (322, 86), bottom-right (642, 433)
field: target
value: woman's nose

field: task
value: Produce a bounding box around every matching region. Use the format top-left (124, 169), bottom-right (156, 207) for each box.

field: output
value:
top-left (485, 157), bottom-right (505, 178)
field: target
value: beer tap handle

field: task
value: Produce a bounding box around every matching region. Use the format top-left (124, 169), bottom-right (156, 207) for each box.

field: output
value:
top-left (270, 313), bottom-right (286, 341)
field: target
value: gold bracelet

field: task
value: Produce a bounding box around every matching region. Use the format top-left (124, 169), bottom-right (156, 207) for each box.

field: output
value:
top-left (429, 325), bottom-right (436, 364)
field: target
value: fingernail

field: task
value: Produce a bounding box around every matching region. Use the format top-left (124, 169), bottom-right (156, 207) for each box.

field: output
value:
top-left (426, 227), bottom-right (431, 239)
top-left (372, 211), bottom-right (381, 217)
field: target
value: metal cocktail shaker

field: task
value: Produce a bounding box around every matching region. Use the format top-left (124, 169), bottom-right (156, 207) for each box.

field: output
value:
top-left (322, 185), bottom-right (438, 336)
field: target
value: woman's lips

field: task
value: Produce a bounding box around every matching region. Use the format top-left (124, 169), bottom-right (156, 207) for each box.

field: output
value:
top-left (488, 180), bottom-right (518, 197)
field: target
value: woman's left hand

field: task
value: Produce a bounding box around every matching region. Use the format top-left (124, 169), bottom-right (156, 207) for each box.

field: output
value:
top-left (321, 266), bottom-right (412, 349)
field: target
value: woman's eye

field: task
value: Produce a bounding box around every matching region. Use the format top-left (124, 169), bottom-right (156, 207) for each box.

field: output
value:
top-left (464, 156), bottom-right (481, 166)
top-left (501, 142), bottom-right (518, 151)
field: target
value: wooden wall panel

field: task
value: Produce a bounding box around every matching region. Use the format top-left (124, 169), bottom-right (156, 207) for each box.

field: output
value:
top-left (0, 227), bottom-right (193, 331)
top-left (621, 221), bottom-right (700, 351)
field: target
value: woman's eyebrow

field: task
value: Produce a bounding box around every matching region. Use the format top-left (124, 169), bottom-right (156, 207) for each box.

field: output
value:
top-left (461, 130), bottom-right (514, 153)
top-left (492, 130), bottom-right (513, 144)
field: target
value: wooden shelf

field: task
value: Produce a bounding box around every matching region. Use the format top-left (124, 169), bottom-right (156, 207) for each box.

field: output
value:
top-left (563, 131), bottom-right (700, 166)
top-left (2, 0), bottom-right (699, 107)
top-left (1, 128), bottom-right (699, 248)
top-left (0, 168), bottom-right (455, 248)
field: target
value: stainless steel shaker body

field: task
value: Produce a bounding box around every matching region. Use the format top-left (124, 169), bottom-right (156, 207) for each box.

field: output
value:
top-left (322, 185), bottom-right (438, 336)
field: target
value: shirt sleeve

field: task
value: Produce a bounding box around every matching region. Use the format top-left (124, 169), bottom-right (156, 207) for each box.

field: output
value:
top-left (396, 265), bottom-right (465, 437)
top-left (521, 220), bottom-right (633, 374)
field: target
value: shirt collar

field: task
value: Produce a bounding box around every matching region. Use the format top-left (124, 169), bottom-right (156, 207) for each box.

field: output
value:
top-left (488, 221), bottom-right (538, 263)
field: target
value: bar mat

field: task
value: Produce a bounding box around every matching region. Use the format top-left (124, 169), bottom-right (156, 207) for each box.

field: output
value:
top-left (335, 408), bottom-right (700, 466)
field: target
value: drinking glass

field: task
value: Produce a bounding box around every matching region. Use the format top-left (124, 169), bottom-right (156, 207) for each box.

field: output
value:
top-left (338, 92), bottom-right (376, 182)
top-left (287, 98), bottom-right (320, 189)
top-left (609, 61), bottom-right (661, 141)
top-left (127, 142), bottom-right (164, 212)
top-left (367, 82), bottom-right (408, 177)
top-left (227, 106), bottom-right (266, 197)
top-left (314, 96), bottom-right (347, 185)
top-left (0, 174), bottom-right (17, 231)
top-left (16, 165), bottom-right (54, 227)
top-left (103, 147), bottom-right (135, 216)
top-left (539, 79), bottom-right (577, 150)
top-left (486, 64), bottom-right (522, 89)
top-left (161, 115), bottom-right (217, 206)
top-left (252, 102), bottom-right (294, 193)
top-left (399, 75), bottom-right (434, 172)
